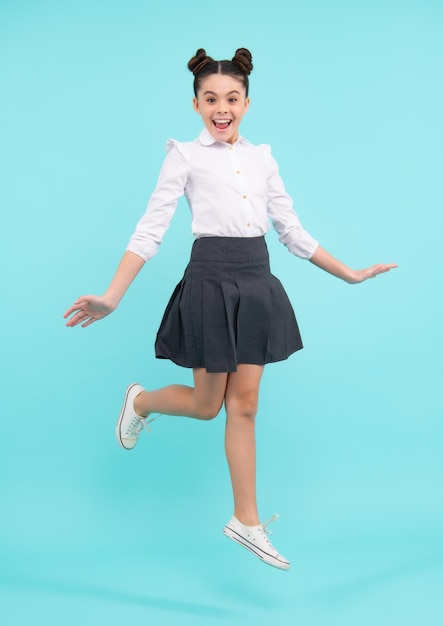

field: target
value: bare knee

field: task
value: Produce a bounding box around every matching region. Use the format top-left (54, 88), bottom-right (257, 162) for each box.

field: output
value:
top-left (195, 402), bottom-right (223, 421)
top-left (226, 391), bottom-right (258, 420)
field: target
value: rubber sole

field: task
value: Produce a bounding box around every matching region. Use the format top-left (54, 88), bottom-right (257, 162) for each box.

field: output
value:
top-left (223, 523), bottom-right (290, 571)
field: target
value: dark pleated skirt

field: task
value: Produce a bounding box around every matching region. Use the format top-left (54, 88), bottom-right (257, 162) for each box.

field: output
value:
top-left (155, 236), bottom-right (303, 373)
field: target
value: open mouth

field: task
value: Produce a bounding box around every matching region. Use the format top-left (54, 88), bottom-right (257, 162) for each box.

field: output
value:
top-left (213, 119), bottom-right (232, 130)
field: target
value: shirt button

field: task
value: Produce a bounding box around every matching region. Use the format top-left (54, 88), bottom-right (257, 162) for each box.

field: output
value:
top-left (236, 170), bottom-right (240, 174)
top-left (243, 195), bottom-right (247, 199)
top-left (246, 222), bottom-right (251, 227)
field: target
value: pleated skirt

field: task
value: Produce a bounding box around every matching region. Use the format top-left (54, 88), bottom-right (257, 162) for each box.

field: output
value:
top-left (155, 236), bottom-right (303, 373)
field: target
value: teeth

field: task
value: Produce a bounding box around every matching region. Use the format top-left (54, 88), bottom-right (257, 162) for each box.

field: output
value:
top-left (214, 119), bottom-right (231, 124)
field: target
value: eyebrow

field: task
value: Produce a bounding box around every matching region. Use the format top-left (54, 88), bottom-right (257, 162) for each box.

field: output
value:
top-left (203, 90), bottom-right (241, 96)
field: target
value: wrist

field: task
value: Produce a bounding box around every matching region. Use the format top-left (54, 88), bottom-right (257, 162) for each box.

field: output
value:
top-left (103, 291), bottom-right (120, 310)
top-left (344, 268), bottom-right (359, 284)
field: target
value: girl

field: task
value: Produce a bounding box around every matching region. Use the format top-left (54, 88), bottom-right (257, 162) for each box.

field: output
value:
top-left (64, 48), bottom-right (396, 571)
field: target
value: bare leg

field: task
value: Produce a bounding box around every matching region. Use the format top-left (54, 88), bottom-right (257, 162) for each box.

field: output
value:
top-left (224, 364), bottom-right (264, 526)
top-left (134, 368), bottom-right (228, 421)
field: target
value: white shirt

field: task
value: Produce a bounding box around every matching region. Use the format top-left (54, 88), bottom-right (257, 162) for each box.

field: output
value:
top-left (126, 128), bottom-right (318, 261)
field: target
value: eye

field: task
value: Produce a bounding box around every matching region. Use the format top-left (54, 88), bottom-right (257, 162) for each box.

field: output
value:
top-left (206, 98), bottom-right (216, 103)
top-left (229, 97), bottom-right (238, 103)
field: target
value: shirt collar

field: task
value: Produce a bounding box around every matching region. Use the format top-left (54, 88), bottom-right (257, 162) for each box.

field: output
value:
top-left (198, 127), bottom-right (248, 147)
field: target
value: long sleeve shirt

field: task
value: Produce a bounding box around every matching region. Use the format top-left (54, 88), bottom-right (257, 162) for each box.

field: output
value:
top-left (126, 128), bottom-right (319, 261)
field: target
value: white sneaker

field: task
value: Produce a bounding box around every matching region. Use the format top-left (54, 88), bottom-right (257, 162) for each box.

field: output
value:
top-left (116, 383), bottom-right (156, 450)
top-left (223, 515), bottom-right (290, 571)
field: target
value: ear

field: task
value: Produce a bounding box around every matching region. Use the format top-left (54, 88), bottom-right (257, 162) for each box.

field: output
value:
top-left (244, 97), bottom-right (250, 113)
top-left (193, 97), bottom-right (201, 115)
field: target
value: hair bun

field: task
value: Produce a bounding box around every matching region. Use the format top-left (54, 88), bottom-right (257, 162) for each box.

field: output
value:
top-left (232, 48), bottom-right (253, 75)
top-left (187, 48), bottom-right (214, 75)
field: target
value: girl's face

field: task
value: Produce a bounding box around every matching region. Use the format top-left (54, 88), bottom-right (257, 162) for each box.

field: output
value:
top-left (193, 73), bottom-right (250, 144)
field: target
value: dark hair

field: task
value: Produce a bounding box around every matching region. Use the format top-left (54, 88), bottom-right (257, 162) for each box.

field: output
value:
top-left (187, 48), bottom-right (253, 97)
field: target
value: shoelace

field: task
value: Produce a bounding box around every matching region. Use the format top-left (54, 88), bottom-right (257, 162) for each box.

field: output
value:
top-left (124, 414), bottom-right (158, 437)
top-left (258, 514), bottom-right (280, 548)
top-left (261, 514), bottom-right (279, 535)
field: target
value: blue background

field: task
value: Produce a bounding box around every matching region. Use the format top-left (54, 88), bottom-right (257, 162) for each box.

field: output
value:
top-left (1, 0), bottom-right (442, 624)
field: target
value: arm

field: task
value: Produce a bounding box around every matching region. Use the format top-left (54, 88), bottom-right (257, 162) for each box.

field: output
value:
top-left (264, 150), bottom-right (397, 279)
top-left (64, 251), bottom-right (144, 328)
top-left (65, 144), bottom-right (189, 329)
top-left (309, 245), bottom-right (397, 284)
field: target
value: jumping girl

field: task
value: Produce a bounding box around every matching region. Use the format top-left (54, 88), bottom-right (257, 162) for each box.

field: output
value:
top-left (64, 48), bottom-right (396, 571)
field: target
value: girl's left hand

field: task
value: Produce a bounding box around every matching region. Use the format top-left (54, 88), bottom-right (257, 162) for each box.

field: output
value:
top-left (348, 263), bottom-right (398, 284)
top-left (309, 246), bottom-right (398, 284)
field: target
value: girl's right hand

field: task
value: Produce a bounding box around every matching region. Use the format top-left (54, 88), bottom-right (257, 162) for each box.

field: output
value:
top-left (64, 295), bottom-right (116, 328)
